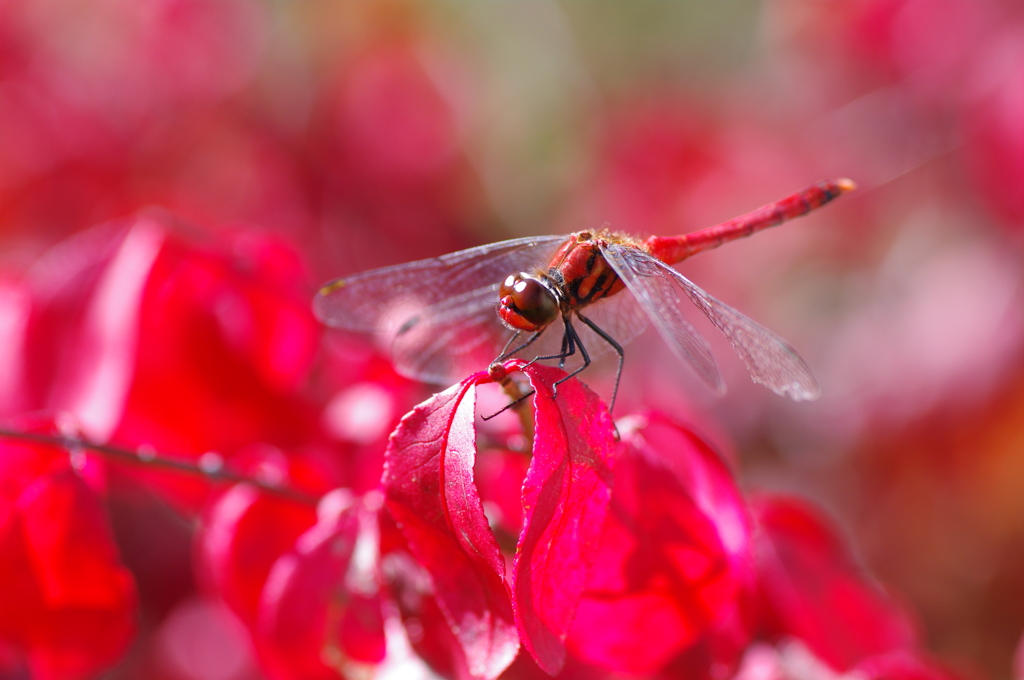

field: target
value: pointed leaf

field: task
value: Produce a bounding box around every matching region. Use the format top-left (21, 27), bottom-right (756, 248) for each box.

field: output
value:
top-left (752, 496), bottom-right (919, 671)
top-left (0, 468), bottom-right (137, 680)
top-left (257, 494), bottom-right (366, 680)
top-left (512, 363), bottom-right (617, 675)
top-left (567, 412), bottom-right (756, 676)
top-left (196, 483), bottom-right (318, 626)
top-left (382, 377), bottom-right (518, 680)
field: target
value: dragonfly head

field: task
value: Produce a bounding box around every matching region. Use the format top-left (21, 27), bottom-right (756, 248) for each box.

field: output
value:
top-left (498, 272), bottom-right (560, 331)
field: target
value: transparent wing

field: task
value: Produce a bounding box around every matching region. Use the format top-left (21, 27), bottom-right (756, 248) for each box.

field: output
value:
top-left (602, 244), bottom-right (725, 393)
top-left (665, 264), bottom-right (819, 400)
top-left (615, 246), bottom-right (820, 401)
top-left (313, 235), bottom-right (566, 332)
top-left (388, 283), bottom-right (508, 383)
top-left (313, 235), bottom-right (566, 383)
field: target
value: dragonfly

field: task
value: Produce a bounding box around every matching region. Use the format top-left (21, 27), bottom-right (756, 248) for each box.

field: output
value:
top-left (314, 179), bottom-right (855, 408)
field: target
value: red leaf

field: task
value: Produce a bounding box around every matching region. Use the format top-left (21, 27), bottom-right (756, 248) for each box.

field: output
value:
top-left (196, 483), bottom-right (318, 626)
top-left (512, 363), bottom-right (617, 675)
top-left (201, 487), bottom-right (389, 680)
top-left (337, 591), bottom-right (387, 665)
top-left (0, 460), bottom-right (137, 680)
top-left (566, 412), bottom-right (755, 676)
top-left (383, 377), bottom-right (518, 679)
top-left (110, 221), bottom-right (321, 460)
top-left (16, 220), bottom-right (324, 511)
top-left (49, 219), bottom-right (166, 443)
top-left (380, 509), bottom-right (477, 680)
top-left (752, 496), bottom-right (919, 671)
top-left (384, 544), bottom-right (473, 680)
top-left (257, 492), bottom-right (365, 680)
top-left (0, 431), bottom-right (67, 512)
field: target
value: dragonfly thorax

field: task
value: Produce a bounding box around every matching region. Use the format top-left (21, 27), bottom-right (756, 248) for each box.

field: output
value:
top-left (498, 272), bottom-right (561, 332)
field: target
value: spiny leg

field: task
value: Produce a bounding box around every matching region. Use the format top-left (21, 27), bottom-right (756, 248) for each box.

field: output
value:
top-left (576, 311), bottom-right (624, 414)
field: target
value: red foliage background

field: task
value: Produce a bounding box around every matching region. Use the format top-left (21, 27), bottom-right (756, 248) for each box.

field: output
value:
top-left (1, 1), bottom-right (1023, 680)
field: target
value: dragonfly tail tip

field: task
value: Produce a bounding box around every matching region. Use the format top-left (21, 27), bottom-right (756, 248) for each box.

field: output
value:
top-left (836, 178), bottom-right (857, 193)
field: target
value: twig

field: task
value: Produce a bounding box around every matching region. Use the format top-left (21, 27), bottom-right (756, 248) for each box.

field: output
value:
top-left (0, 428), bottom-right (320, 506)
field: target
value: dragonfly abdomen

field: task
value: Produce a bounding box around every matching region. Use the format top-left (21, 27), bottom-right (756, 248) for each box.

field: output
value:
top-left (645, 178), bottom-right (856, 265)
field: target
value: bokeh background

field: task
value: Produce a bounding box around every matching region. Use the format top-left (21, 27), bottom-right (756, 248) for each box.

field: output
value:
top-left (1, 0), bottom-right (1023, 679)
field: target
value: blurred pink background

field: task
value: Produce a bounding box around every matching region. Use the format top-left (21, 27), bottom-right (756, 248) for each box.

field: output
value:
top-left (1, 1), bottom-right (1023, 679)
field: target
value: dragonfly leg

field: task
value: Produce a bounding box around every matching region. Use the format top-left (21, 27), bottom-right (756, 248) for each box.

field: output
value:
top-left (481, 390), bottom-right (534, 421)
top-left (551, 319), bottom-right (591, 398)
top-left (496, 330), bottom-right (523, 361)
top-left (485, 318), bottom-right (578, 420)
top-left (525, 315), bottom-right (577, 368)
top-left (495, 328), bottom-right (546, 363)
top-left (575, 311), bottom-right (624, 414)
top-left (557, 325), bottom-right (569, 369)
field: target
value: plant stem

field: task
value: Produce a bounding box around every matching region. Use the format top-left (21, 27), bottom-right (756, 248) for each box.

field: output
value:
top-left (0, 428), bottom-right (320, 506)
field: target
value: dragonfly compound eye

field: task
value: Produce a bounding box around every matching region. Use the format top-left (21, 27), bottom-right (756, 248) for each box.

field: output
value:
top-left (499, 274), bottom-right (518, 299)
top-left (508, 276), bottom-right (559, 327)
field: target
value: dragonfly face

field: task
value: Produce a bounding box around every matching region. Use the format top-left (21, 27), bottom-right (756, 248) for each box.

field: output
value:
top-left (497, 272), bottom-right (561, 332)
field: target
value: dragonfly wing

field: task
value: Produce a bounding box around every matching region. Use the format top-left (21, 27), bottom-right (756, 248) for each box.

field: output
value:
top-left (313, 235), bottom-right (566, 383)
top-left (313, 235), bottom-right (566, 332)
top-left (601, 244), bottom-right (724, 393)
top-left (649, 257), bottom-right (820, 401)
top-left (389, 284), bottom-right (507, 383)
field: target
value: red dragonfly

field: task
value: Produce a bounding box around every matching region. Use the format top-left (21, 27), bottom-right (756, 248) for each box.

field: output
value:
top-left (314, 179), bottom-right (855, 405)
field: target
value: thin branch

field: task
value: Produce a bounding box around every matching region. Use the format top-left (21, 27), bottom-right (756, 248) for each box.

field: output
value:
top-left (0, 428), bottom-right (320, 506)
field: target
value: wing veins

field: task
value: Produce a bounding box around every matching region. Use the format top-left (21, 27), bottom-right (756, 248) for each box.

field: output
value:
top-left (646, 258), bottom-right (820, 401)
top-left (601, 244), bottom-right (724, 392)
top-left (314, 235), bottom-right (564, 331)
